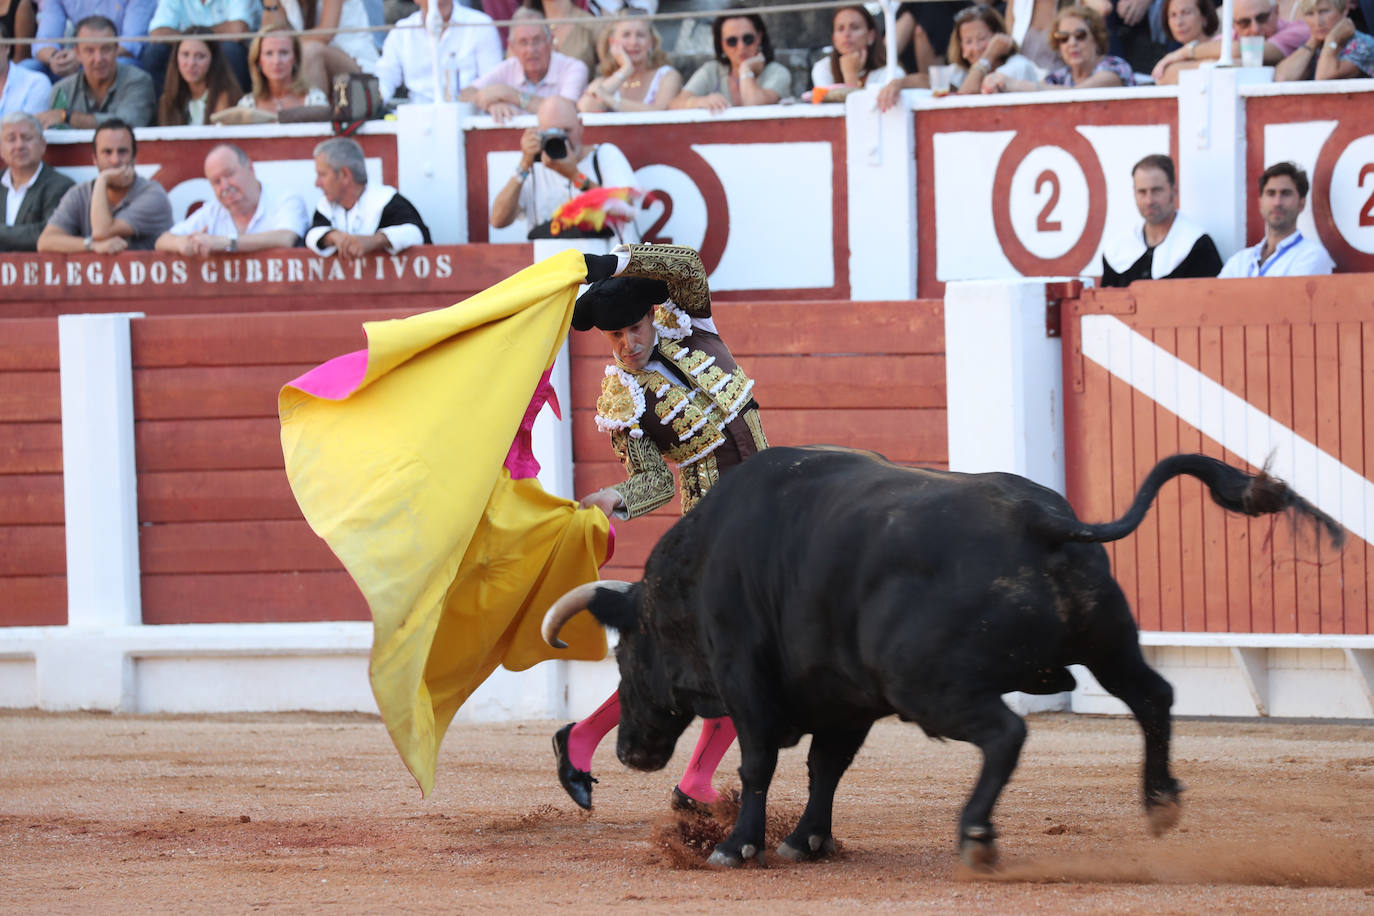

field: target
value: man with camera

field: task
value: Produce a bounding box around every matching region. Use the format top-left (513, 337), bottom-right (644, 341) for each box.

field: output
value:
top-left (489, 96), bottom-right (639, 241)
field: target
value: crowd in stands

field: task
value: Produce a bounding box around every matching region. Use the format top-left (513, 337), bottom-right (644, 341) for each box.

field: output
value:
top-left (0, 0), bottom-right (1369, 269)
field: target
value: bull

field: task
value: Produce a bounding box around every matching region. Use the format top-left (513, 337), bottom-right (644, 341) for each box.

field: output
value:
top-left (542, 446), bottom-right (1342, 868)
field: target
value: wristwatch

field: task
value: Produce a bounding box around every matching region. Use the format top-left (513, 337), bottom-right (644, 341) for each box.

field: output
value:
top-left (974, 57), bottom-right (992, 72)
top-left (83, 236), bottom-right (93, 251)
top-left (226, 236), bottom-right (238, 253)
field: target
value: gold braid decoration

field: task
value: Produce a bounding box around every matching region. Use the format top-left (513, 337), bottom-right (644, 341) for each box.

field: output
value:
top-left (608, 428), bottom-right (675, 518)
top-left (619, 244), bottom-right (711, 318)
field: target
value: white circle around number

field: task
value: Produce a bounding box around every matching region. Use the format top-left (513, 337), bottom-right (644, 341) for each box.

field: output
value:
top-left (1329, 135), bottom-right (1374, 255)
top-left (1007, 147), bottom-right (1090, 261)
top-left (631, 165), bottom-right (706, 250)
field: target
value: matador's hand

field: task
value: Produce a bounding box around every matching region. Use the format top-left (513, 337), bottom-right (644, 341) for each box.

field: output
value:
top-left (584, 253), bottom-right (619, 282)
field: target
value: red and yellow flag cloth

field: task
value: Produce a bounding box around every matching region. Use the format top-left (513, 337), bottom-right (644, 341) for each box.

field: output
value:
top-left (279, 249), bottom-right (611, 797)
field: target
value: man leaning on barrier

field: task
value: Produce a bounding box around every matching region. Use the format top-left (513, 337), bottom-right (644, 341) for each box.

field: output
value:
top-left (306, 137), bottom-right (431, 260)
top-left (0, 111), bottom-right (75, 252)
top-left (1100, 154), bottom-right (1222, 287)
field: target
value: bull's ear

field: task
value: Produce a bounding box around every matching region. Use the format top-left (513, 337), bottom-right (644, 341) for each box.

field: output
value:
top-left (586, 583), bottom-right (640, 635)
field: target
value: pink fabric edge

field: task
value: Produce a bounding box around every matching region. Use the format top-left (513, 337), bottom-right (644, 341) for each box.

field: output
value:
top-left (285, 349), bottom-right (370, 401)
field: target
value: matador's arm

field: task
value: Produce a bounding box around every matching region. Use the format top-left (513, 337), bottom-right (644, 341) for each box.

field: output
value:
top-left (606, 428), bottom-right (676, 519)
top-left (616, 244), bottom-right (711, 318)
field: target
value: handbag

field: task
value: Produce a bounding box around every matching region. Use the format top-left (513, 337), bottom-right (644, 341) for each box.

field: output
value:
top-left (332, 73), bottom-right (385, 128)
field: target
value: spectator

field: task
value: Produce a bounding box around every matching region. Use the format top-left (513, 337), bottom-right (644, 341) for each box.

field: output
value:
top-left (37, 118), bottom-right (171, 252)
top-left (1093, 0), bottom-right (1172, 75)
top-left (234, 26), bottom-right (329, 116)
top-left (489, 95), bottom-right (637, 240)
top-left (27, 0), bottom-right (151, 78)
top-left (672, 7), bottom-right (791, 112)
top-left (1005, 0), bottom-right (1067, 72)
top-left (984, 6), bottom-right (1135, 89)
top-left (39, 15), bottom-right (156, 127)
top-left (525, 0), bottom-right (599, 74)
top-left (376, 0), bottom-right (501, 105)
top-left (811, 5), bottom-right (888, 93)
top-left (1218, 161), bottom-right (1334, 277)
top-left (1276, 0), bottom-right (1374, 79)
top-left (0, 111), bottom-right (73, 251)
top-left (155, 144), bottom-right (309, 255)
top-left (893, 1), bottom-right (972, 75)
top-left (878, 4), bottom-right (1039, 106)
top-left (2, 0), bottom-right (36, 65)
top-left (156, 28), bottom-right (240, 124)
top-left (1150, 0), bottom-right (1220, 84)
top-left (459, 7), bottom-right (588, 123)
top-left (145, 0), bottom-right (254, 95)
top-left (1152, 0), bottom-right (1309, 74)
top-left (578, 11), bottom-right (680, 112)
top-left (1101, 154), bottom-right (1223, 286)
top-left (2, 20), bottom-right (51, 114)
top-left (261, 0), bottom-right (375, 91)
top-left (306, 136), bottom-right (431, 259)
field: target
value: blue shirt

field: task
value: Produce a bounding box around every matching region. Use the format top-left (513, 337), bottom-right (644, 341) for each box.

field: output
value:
top-left (148, 0), bottom-right (258, 33)
top-left (35, 0), bottom-right (159, 60)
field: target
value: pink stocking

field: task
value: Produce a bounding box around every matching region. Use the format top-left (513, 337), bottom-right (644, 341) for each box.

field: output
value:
top-left (676, 716), bottom-right (737, 803)
top-left (567, 690), bottom-right (620, 772)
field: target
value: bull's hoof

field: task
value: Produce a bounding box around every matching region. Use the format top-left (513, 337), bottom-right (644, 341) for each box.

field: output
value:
top-left (707, 843), bottom-right (765, 868)
top-left (1146, 791), bottom-right (1184, 837)
top-left (958, 827), bottom-right (999, 871)
top-left (777, 832), bottom-right (836, 862)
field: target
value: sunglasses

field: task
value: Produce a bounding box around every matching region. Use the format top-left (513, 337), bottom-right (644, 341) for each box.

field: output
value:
top-left (1053, 28), bottom-right (1092, 43)
top-left (1233, 10), bottom-right (1271, 27)
top-left (724, 33), bottom-right (758, 47)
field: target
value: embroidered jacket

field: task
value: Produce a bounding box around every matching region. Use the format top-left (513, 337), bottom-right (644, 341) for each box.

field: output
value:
top-left (594, 244), bottom-right (767, 517)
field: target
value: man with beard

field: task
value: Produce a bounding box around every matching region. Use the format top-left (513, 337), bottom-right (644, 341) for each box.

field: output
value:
top-left (1218, 161), bottom-right (1334, 277)
top-left (1101, 154), bottom-right (1222, 287)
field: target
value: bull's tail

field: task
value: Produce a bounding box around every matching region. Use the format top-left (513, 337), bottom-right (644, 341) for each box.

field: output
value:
top-left (1044, 453), bottom-right (1345, 548)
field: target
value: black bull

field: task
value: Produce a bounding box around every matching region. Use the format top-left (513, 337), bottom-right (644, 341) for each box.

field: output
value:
top-left (542, 446), bottom-right (1342, 868)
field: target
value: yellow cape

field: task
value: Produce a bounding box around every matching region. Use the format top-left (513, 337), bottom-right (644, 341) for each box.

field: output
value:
top-left (279, 249), bottom-right (609, 796)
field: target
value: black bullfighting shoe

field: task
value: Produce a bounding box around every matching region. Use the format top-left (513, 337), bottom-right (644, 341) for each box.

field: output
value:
top-left (670, 786), bottom-right (713, 817)
top-left (552, 722), bottom-right (596, 810)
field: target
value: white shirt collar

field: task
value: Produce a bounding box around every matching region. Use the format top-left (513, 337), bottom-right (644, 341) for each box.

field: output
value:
top-left (1, 161), bottom-right (43, 194)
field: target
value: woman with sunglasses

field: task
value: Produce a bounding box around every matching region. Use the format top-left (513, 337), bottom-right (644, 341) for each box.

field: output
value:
top-left (984, 5), bottom-right (1134, 90)
top-left (1276, 0), bottom-right (1374, 80)
top-left (672, 7), bottom-right (792, 112)
top-left (1151, 0), bottom-right (1311, 74)
top-left (811, 5), bottom-right (887, 93)
top-left (876, 5), bottom-right (1037, 108)
top-left (1150, 0), bottom-right (1220, 84)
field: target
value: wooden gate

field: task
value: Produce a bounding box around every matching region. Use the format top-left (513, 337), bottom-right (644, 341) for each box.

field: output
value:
top-left (1060, 275), bottom-right (1373, 635)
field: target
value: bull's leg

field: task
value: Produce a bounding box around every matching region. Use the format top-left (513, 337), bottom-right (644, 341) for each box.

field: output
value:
top-left (706, 739), bottom-right (778, 868)
top-left (937, 698), bottom-right (1027, 869)
top-left (1084, 645), bottom-right (1182, 835)
top-left (777, 724), bottom-right (872, 862)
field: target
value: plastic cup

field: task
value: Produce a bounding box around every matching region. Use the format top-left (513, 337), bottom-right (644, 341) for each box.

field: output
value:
top-left (930, 65), bottom-right (953, 96)
top-left (1240, 35), bottom-right (1265, 67)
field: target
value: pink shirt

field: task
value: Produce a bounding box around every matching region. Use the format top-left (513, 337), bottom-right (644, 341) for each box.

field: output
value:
top-left (1233, 17), bottom-right (1310, 56)
top-left (470, 51), bottom-right (589, 103)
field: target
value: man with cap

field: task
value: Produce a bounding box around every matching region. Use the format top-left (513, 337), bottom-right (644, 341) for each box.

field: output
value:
top-left (552, 242), bottom-right (768, 813)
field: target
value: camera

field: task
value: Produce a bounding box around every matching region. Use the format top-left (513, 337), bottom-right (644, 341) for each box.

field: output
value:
top-left (539, 128), bottom-right (569, 160)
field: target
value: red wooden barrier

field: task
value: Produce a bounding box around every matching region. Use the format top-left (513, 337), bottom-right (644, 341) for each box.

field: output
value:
top-left (1061, 275), bottom-right (1373, 635)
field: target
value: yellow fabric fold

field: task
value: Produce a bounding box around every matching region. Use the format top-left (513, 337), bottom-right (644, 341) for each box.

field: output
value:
top-left (279, 249), bottom-right (609, 796)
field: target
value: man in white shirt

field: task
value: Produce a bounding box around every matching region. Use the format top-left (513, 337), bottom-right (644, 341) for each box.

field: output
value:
top-left (376, 0), bottom-right (503, 105)
top-left (490, 96), bottom-right (638, 242)
top-left (0, 111), bottom-right (75, 251)
top-left (306, 137), bottom-right (431, 259)
top-left (155, 144), bottom-right (309, 256)
top-left (0, 23), bottom-right (53, 117)
top-left (459, 7), bottom-right (589, 123)
top-left (1218, 161), bottom-right (1335, 278)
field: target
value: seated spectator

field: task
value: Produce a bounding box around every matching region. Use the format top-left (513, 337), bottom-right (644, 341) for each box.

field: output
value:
top-left (2, 20), bottom-right (51, 114)
top-left (39, 15), bottom-right (156, 127)
top-left (145, 0), bottom-right (254, 95)
top-left (526, 0), bottom-right (599, 74)
top-left (489, 95), bottom-right (638, 241)
top-left (307, 137), bottom-right (430, 259)
top-left (1152, 0), bottom-right (1309, 74)
top-left (0, 111), bottom-right (74, 251)
top-left (893, 1), bottom-right (971, 76)
top-left (1219, 161), bottom-right (1334, 277)
top-left (156, 29), bottom-right (240, 125)
top-left (878, 4), bottom-right (1039, 106)
top-left (376, 0), bottom-right (501, 105)
top-left (1005, 0), bottom-right (1067, 72)
top-left (2, 0), bottom-right (36, 66)
top-left (811, 5), bottom-right (889, 95)
top-left (261, 0), bottom-right (374, 92)
top-left (984, 6), bottom-right (1135, 89)
top-left (578, 11), bottom-right (681, 112)
top-left (1093, 0), bottom-right (1171, 75)
top-left (672, 7), bottom-right (791, 112)
top-left (26, 0), bottom-right (151, 79)
top-left (1101, 154), bottom-right (1222, 286)
top-left (155, 144), bottom-right (309, 255)
top-left (37, 118), bottom-right (171, 252)
top-left (233, 26), bottom-right (329, 117)
top-left (1150, 0), bottom-right (1220, 84)
top-left (460, 8), bottom-right (588, 123)
top-left (1276, 0), bottom-right (1374, 79)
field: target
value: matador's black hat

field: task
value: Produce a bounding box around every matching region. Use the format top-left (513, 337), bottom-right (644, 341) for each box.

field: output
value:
top-left (572, 277), bottom-right (670, 332)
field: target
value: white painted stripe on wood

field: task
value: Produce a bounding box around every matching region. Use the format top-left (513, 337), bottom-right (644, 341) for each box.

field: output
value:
top-left (1081, 314), bottom-right (1371, 545)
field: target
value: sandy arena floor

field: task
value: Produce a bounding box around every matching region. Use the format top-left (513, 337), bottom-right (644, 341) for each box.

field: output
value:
top-left (2, 710), bottom-right (1372, 913)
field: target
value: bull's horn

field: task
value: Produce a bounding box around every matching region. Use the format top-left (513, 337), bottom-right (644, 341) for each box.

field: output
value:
top-left (542, 580), bottom-right (633, 648)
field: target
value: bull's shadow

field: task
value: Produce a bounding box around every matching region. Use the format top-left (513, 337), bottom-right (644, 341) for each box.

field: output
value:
top-left (543, 446), bottom-right (1342, 869)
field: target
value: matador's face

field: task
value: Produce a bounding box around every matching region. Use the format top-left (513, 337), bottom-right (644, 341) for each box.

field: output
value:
top-left (603, 311), bottom-right (658, 371)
